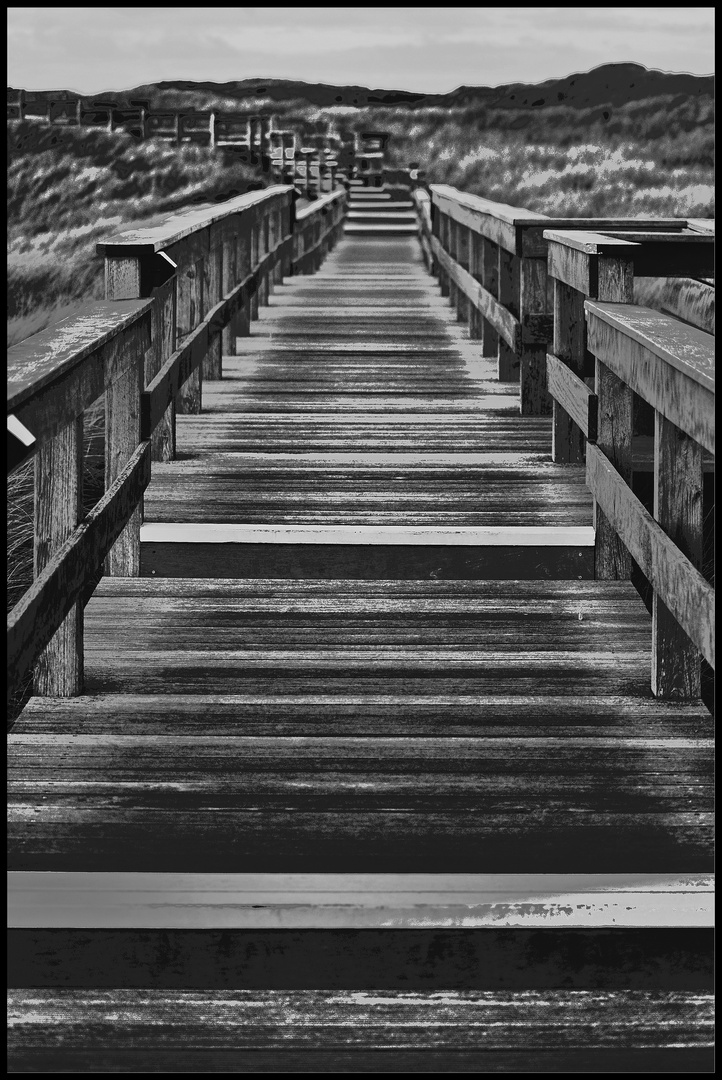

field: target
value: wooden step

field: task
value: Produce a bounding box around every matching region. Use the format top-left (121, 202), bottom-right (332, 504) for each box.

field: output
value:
top-left (9, 872), bottom-right (714, 928)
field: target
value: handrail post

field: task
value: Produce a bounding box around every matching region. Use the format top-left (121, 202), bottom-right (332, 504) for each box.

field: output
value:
top-left (204, 222), bottom-right (224, 379)
top-left (652, 415), bottom-right (703, 698)
top-left (497, 249), bottom-right (520, 381)
top-left (519, 253), bottom-right (552, 415)
top-left (104, 254), bottom-right (144, 574)
top-left (33, 417), bottom-right (84, 695)
top-left (593, 252), bottom-right (635, 579)
top-left (552, 279), bottom-right (587, 463)
top-left (479, 237), bottom-right (499, 360)
top-left (175, 231), bottom-right (207, 413)
top-left (468, 232), bottom-right (482, 340)
top-left (222, 214), bottom-right (241, 355)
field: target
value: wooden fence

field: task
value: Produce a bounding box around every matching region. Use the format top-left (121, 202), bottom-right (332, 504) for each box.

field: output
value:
top-left (7, 187), bottom-right (346, 698)
top-left (7, 90), bottom-right (349, 191)
top-left (412, 185), bottom-right (714, 701)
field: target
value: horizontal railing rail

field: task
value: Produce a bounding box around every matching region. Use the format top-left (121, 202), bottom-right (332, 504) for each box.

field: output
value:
top-left (583, 301), bottom-right (714, 698)
top-left (7, 301), bottom-right (153, 697)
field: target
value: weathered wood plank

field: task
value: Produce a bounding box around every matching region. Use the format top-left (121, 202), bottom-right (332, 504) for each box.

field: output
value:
top-left (8, 443), bottom-right (151, 693)
top-left (586, 444), bottom-right (714, 668)
top-left (8, 873), bottom-right (713, 927)
top-left (586, 307), bottom-right (714, 455)
top-left (551, 280), bottom-right (587, 462)
top-left (519, 256), bottom-right (552, 414)
top-left (7, 929), bottom-right (714, 987)
top-left (652, 415), bottom-right (703, 699)
top-left (595, 360), bottom-right (633, 579)
top-left (546, 353), bottom-right (597, 441)
top-left (96, 186), bottom-right (294, 254)
top-left (32, 418), bottom-right (83, 696)
top-left (105, 359), bottom-right (143, 576)
top-left (7, 303), bottom-right (152, 459)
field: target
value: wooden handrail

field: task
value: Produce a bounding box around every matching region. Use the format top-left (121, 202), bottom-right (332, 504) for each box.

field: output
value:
top-left (583, 302), bottom-right (714, 698)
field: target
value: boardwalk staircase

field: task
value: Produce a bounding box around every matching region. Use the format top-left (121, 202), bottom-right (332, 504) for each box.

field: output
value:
top-left (7, 179), bottom-right (714, 1072)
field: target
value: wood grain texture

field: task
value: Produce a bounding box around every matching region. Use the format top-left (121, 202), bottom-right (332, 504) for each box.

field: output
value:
top-left (9, 578), bottom-right (712, 872)
top-left (7, 929), bottom-right (714, 988)
top-left (651, 414), bottom-right (703, 698)
top-left (546, 353), bottom-right (597, 441)
top-left (595, 360), bottom-right (633, 580)
top-left (32, 417), bottom-right (83, 696)
top-left (586, 444), bottom-right (714, 668)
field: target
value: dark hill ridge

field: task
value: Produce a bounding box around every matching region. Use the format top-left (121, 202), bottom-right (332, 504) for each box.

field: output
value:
top-left (13, 63), bottom-right (713, 112)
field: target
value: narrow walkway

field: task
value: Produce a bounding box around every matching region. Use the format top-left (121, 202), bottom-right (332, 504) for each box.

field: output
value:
top-left (8, 234), bottom-right (712, 875)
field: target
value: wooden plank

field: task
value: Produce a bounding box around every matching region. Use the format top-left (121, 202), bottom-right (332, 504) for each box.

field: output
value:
top-left (519, 256), bottom-right (552, 415)
top-left (203, 238), bottom-right (223, 379)
top-left (584, 302), bottom-right (714, 391)
top-left (546, 353), bottom-right (597, 441)
top-left (6, 1047), bottom-right (715, 1074)
top-left (585, 307), bottom-right (714, 455)
top-left (8, 872), bottom-right (713, 928)
top-left (140, 523), bottom-right (595, 546)
top-left (5, 989), bottom-right (714, 1057)
top-left (431, 185), bottom-right (547, 254)
top-left (521, 218), bottom-right (686, 257)
top-left (7, 304), bottom-right (152, 464)
top-left (652, 415), bottom-right (703, 699)
top-left (147, 277), bottom-right (176, 461)
top-left (105, 359), bottom-right (143, 576)
top-left (176, 244), bottom-right (205, 414)
top-left (497, 249), bottom-right (520, 381)
top-left (595, 360), bottom-right (633, 579)
top-left (552, 280), bottom-right (588, 463)
top-left (7, 443), bottom-right (151, 692)
top-left (586, 444), bottom-right (714, 668)
top-left (7, 928), bottom-right (714, 988)
top-left (96, 186), bottom-right (294, 254)
top-left (32, 417), bottom-right (83, 696)
top-left (543, 230), bottom-right (641, 255)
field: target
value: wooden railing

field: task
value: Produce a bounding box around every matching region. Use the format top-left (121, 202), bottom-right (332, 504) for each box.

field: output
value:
top-left (292, 189), bottom-right (346, 274)
top-left (7, 303), bottom-right (153, 697)
top-left (544, 227), bottom-right (714, 462)
top-left (7, 188), bottom-right (347, 698)
top-left (7, 90), bottom-right (348, 192)
top-left (418, 185), bottom-right (712, 420)
top-left (583, 302), bottom-right (714, 698)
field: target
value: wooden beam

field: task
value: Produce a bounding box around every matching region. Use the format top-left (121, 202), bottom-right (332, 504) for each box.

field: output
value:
top-left (546, 353), bottom-right (597, 441)
top-left (431, 239), bottom-right (520, 352)
top-left (652, 414), bottom-right (704, 699)
top-left (32, 417), bottom-right (83, 697)
top-left (8, 443), bottom-right (151, 694)
top-left (586, 444), bottom-right (714, 668)
top-left (585, 305), bottom-right (714, 455)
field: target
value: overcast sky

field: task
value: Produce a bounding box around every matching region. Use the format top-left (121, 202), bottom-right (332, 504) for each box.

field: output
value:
top-left (8, 6), bottom-right (715, 95)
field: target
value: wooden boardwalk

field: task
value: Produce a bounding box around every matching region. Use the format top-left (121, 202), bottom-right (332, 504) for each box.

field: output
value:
top-left (7, 212), bottom-right (714, 1070)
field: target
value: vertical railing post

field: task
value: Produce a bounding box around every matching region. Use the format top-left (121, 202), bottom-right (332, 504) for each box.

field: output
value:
top-left (594, 251), bottom-right (635, 579)
top-left (456, 226), bottom-right (470, 324)
top-left (148, 276), bottom-right (177, 461)
top-left (104, 255), bottom-right (144, 574)
top-left (437, 212), bottom-right (450, 298)
top-left (33, 417), bottom-right (84, 695)
top-left (209, 111), bottom-right (216, 150)
top-left (222, 214), bottom-right (240, 356)
top-left (519, 253), bottom-right (552, 415)
top-left (468, 232), bottom-right (482, 340)
top-left (250, 219), bottom-right (260, 320)
top-left (652, 416), bottom-right (703, 698)
top-left (204, 223), bottom-right (223, 379)
top-left (447, 218), bottom-right (458, 310)
top-left (552, 279), bottom-right (587, 463)
top-left (497, 249), bottom-right (520, 381)
top-left (480, 238), bottom-right (499, 362)
top-left (175, 232), bottom-right (207, 413)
